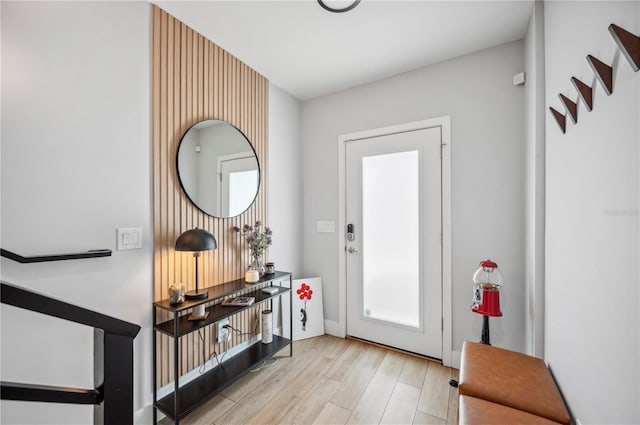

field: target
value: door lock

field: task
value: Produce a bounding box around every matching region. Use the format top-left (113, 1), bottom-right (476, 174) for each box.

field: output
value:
top-left (347, 224), bottom-right (355, 241)
top-left (348, 247), bottom-right (359, 254)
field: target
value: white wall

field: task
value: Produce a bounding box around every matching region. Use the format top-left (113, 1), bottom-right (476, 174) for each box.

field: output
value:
top-left (544, 1), bottom-right (639, 424)
top-left (268, 83), bottom-right (303, 277)
top-left (1, 2), bottom-right (153, 424)
top-left (524, 0), bottom-right (546, 358)
top-left (0, 4), bottom-right (305, 424)
top-left (301, 40), bottom-right (527, 355)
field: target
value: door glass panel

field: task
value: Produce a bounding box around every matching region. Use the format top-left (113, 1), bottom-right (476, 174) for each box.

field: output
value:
top-left (220, 156), bottom-right (259, 217)
top-left (228, 170), bottom-right (259, 217)
top-left (362, 150), bottom-right (420, 328)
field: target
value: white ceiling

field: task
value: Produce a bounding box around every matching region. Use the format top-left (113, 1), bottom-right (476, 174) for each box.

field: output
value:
top-left (152, 0), bottom-right (534, 100)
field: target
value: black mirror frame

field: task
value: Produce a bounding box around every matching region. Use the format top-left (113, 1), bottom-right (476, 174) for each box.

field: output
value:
top-left (175, 119), bottom-right (261, 219)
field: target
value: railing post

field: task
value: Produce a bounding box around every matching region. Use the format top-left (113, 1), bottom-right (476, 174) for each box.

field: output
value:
top-left (1, 282), bottom-right (140, 425)
top-left (94, 329), bottom-right (105, 425)
top-left (94, 329), bottom-right (135, 425)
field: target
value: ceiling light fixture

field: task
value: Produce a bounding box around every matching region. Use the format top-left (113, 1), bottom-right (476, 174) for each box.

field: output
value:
top-left (317, 0), bottom-right (361, 13)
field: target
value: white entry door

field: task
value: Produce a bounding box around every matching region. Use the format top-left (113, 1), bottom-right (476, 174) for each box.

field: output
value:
top-left (345, 126), bottom-right (442, 358)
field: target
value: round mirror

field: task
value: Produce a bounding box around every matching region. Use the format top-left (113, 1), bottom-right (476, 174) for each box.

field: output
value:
top-left (176, 119), bottom-right (260, 218)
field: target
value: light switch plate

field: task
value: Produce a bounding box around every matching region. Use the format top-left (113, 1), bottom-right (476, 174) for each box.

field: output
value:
top-left (117, 227), bottom-right (143, 250)
top-left (316, 220), bottom-right (335, 233)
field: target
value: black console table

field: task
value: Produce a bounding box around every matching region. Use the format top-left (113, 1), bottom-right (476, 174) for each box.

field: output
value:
top-left (152, 271), bottom-right (292, 424)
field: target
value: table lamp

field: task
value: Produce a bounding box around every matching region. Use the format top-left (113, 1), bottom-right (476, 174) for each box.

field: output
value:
top-left (175, 228), bottom-right (216, 319)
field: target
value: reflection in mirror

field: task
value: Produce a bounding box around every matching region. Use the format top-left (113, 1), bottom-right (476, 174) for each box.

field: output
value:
top-left (177, 120), bottom-right (260, 218)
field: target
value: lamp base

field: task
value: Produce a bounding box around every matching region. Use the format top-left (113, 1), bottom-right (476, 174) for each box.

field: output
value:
top-left (185, 290), bottom-right (208, 300)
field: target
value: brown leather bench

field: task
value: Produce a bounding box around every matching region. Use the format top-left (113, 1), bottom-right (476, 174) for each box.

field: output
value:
top-left (458, 341), bottom-right (570, 425)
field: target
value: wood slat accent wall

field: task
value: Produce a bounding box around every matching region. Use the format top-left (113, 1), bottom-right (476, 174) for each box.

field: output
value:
top-left (152, 5), bottom-right (269, 387)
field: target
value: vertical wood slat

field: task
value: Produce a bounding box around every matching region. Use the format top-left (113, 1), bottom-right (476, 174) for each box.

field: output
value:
top-left (152, 6), bottom-right (163, 387)
top-left (152, 5), bottom-right (269, 387)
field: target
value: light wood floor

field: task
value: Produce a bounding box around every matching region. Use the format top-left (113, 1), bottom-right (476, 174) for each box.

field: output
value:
top-left (162, 335), bottom-right (460, 425)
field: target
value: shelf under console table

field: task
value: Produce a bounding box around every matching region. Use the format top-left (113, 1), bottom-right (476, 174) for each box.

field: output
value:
top-left (152, 271), bottom-right (293, 424)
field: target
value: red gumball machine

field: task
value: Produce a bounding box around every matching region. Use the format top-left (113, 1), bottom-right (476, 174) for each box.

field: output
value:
top-left (471, 259), bottom-right (503, 345)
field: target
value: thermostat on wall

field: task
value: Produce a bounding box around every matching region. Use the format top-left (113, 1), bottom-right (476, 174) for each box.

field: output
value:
top-left (513, 72), bottom-right (526, 86)
top-left (317, 220), bottom-right (335, 233)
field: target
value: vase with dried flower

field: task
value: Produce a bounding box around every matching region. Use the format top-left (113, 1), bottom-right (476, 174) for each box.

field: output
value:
top-left (233, 220), bottom-right (272, 277)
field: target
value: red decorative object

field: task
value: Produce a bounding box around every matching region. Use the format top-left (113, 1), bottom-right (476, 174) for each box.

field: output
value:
top-left (297, 283), bottom-right (313, 301)
top-left (479, 259), bottom-right (498, 269)
top-left (473, 290), bottom-right (502, 317)
top-left (471, 259), bottom-right (504, 345)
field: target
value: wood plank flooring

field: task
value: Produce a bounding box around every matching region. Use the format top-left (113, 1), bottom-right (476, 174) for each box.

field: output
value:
top-left (160, 335), bottom-right (459, 425)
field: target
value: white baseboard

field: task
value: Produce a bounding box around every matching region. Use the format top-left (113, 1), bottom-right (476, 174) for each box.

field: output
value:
top-left (324, 319), bottom-right (344, 338)
top-left (135, 404), bottom-right (155, 424)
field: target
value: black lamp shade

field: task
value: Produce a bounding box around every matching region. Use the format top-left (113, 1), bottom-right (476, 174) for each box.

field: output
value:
top-left (175, 228), bottom-right (217, 252)
top-left (176, 228), bottom-right (216, 306)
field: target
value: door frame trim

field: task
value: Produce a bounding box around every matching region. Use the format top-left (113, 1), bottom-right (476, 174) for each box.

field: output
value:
top-left (336, 116), bottom-right (452, 366)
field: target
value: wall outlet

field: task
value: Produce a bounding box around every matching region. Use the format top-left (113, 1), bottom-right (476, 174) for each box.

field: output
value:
top-left (216, 319), bottom-right (230, 343)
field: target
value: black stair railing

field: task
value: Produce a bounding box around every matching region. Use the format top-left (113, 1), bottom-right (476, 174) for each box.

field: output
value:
top-left (1, 248), bottom-right (112, 263)
top-left (0, 281), bottom-right (141, 425)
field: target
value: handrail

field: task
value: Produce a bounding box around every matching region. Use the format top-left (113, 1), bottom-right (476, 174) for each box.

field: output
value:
top-left (0, 281), bottom-right (139, 338)
top-left (0, 281), bottom-right (141, 425)
top-left (1, 248), bottom-right (112, 263)
top-left (0, 381), bottom-right (102, 405)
